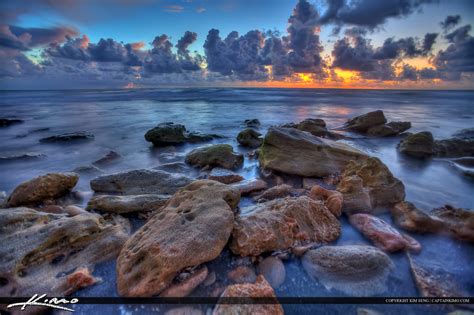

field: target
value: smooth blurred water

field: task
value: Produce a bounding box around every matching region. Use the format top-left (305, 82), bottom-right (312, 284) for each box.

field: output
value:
top-left (0, 88), bottom-right (473, 315)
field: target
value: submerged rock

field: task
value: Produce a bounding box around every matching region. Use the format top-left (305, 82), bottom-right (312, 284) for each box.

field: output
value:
top-left (144, 122), bottom-right (218, 146)
top-left (39, 131), bottom-right (94, 143)
top-left (72, 164), bottom-right (104, 175)
top-left (87, 194), bottom-right (169, 213)
top-left (259, 127), bottom-right (368, 177)
top-left (0, 152), bottom-right (46, 162)
top-left (208, 167), bottom-right (244, 184)
top-left (0, 208), bottom-right (130, 297)
top-left (344, 110), bottom-right (387, 132)
top-left (243, 118), bottom-right (261, 128)
top-left (309, 185), bottom-right (343, 217)
top-left (0, 118), bottom-right (23, 127)
top-left (302, 245), bottom-right (393, 296)
top-left (237, 128), bottom-right (263, 148)
top-left (7, 172), bottom-right (79, 207)
top-left (213, 276), bottom-right (284, 315)
top-left (349, 213), bottom-right (421, 252)
top-left (366, 121), bottom-right (411, 137)
top-left (116, 180), bottom-right (240, 297)
top-left (257, 256), bottom-right (286, 289)
top-left (336, 157), bottom-right (405, 213)
top-left (230, 196), bottom-right (340, 256)
top-left (160, 266), bottom-right (209, 297)
top-left (185, 144), bottom-right (244, 170)
top-left (431, 205), bottom-right (474, 242)
top-left (92, 150), bottom-right (121, 166)
top-left (230, 178), bottom-right (268, 195)
top-left (90, 169), bottom-right (192, 195)
top-left (398, 131), bottom-right (474, 158)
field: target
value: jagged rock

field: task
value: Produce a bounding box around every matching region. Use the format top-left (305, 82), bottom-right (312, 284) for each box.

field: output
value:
top-left (257, 256), bottom-right (285, 289)
top-left (0, 118), bottom-right (23, 127)
top-left (302, 245), bottom-right (393, 296)
top-left (259, 127), bottom-right (367, 177)
top-left (39, 131), bottom-right (94, 143)
top-left (0, 208), bottom-right (130, 297)
top-left (185, 144), bottom-right (244, 170)
top-left (92, 150), bottom-right (121, 166)
top-left (213, 276), bottom-right (284, 315)
top-left (366, 121), bottom-right (411, 137)
top-left (228, 266), bottom-right (257, 284)
top-left (72, 164), bottom-right (104, 175)
top-left (336, 157), bottom-right (405, 213)
top-left (160, 266), bottom-right (209, 297)
top-left (349, 213), bottom-right (421, 252)
top-left (452, 128), bottom-right (474, 140)
top-left (309, 185), bottom-right (343, 217)
top-left (344, 110), bottom-right (387, 132)
top-left (90, 169), bottom-right (192, 195)
top-left (144, 122), bottom-right (218, 146)
top-left (243, 119), bottom-right (261, 128)
top-left (254, 184), bottom-right (305, 202)
top-left (208, 167), bottom-right (244, 184)
top-left (237, 128), bottom-right (263, 148)
top-left (230, 196), bottom-right (340, 256)
top-left (230, 178), bottom-right (267, 195)
top-left (0, 152), bottom-right (46, 162)
top-left (87, 194), bottom-right (169, 213)
top-left (116, 180), bottom-right (240, 297)
top-left (6, 172), bottom-right (79, 207)
top-left (391, 201), bottom-right (444, 233)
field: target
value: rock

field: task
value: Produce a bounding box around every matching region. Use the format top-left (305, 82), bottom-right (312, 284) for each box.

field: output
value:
top-left (116, 180), bottom-right (240, 297)
top-left (259, 127), bottom-right (367, 177)
top-left (243, 119), bottom-right (261, 128)
top-left (0, 152), bottom-right (46, 162)
top-left (431, 205), bottom-right (474, 242)
top-left (185, 144), bottom-right (244, 170)
top-left (90, 169), bottom-right (192, 195)
top-left (0, 118), bottom-right (23, 127)
top-left (309, 185), bottom-right (343, 217)
top-left (160, 266), bottom-right (209, 297)
top-left (336, 157), bottom-right (405, 213)
top-left (7, 172), bottom-right (79, 207)
top-left (434, 138), bottom-right (474, 158)
top-left (208, 167), bottom-right (244, 184)
top-left (302, 177), bottom-right (319, 189)
top-left (203, 271), bottom-right (216, 287)
top-left (87, 194), bottom-right (169, 213)
top-left (155, 162), bottom-right (193, 173)
top-left (37, 204), bottom-right (65, 214)
top-left (254, 184), bottom-right (304, 202)
top-left (39, 131), bottom-right (94, 143)
top-left (398, 131), bottom-right (435, 157)
top-left (257, 257), bottom-right (285, 289)
top-left (165, 307), bottom-right (203, 315)
top-left (228, 266), bottom-right (257, 284)
top-left (391, 201), bottom-right (444, 233)
top-left (237, 128), bottom-right (263, 148)
top-left (452, 128), bottom-right (474, 140)
top-left (92, 150), bottom-right (121, 166)
top-left (349, 213), bottom-right (421, 252)
top-left (302, 245), bottom-right (393, 296)
top-left (0, 207), bottom-right (130, 297)
top-left (64, 205), bottom-right (88, 216)
top-left (72, 164), bottom-right (104, 175)
top-left (291, 243), bottom-right (318, 257)
top-left (366, 121), bottom-right (411, 137)
top-left (144, 122), bottom-right (218, 146)
top-left (344, 110), bottom-right (387, 132)
top-left (283, 118), bottom-right (344, 140)
top-left (230, 196), bottom-right (340, 256)
top-left (213, 276), bottom-right (284, 315)
top-left (408, 255), bottom-right (463, 298)
top-left (230, 178), bottom-right (268, 195)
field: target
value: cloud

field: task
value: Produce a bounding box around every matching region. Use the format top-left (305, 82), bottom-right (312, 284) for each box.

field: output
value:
top-left (440, 15), bottom-right (461, 32)
top-left (318, 0), bottom-right (435, 29)
top-left (162, 5), bottom-right (184, 13)
top-left (0, 24), bottom-right (78, 50)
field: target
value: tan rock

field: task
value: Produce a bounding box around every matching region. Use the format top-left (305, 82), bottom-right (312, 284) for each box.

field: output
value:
top-left (116, 180), bottom-right (240, 297)
top-left (87, 194), bottom-right (169, 213)
top-left (254, 184), bottom-right (304, 202)
top-left (309, 185), bottom-right (343, 217)
top-left (230, 178), bottom-right (267, 195)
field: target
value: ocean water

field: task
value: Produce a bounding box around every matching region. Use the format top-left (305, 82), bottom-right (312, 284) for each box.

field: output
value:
top-left (0, 88), bottom-right (473, 314)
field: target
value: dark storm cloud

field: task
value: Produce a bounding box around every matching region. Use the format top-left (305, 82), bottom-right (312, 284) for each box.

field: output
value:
top-left (176, 31), bottom-right (197, 56)
top-left (399, 64), bottom-right (418, 80)
top-left (0, 25), bottom-right (78, 50)
top-left (440, 15), bottom-right (461, 31)
top-left (373, 33), bottom-right (437, 59)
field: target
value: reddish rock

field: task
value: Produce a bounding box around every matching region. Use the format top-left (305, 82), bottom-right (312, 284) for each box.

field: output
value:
top-left (254, 184), bottom-right (304, 202)
top-left (349, 213), bottom-right (420, 252)
top-left (391, 201), bottom-right (444, 233)
top-left (208, 167), bottom-right (244, 184)
top-left (230, 178), bottom-right (267, 195)
top-left (160, 266), bottom-right (209, 297)
top-left (309, 185), bottom-right (343, 217)
top-left (227, 266), bottom-right (257, 284)
top-left (213, 276), bottom-right (284, 315)
top-left (230, 196), bottom-right (340, 256)
top-left (62, 267), bottom-right (101, 295)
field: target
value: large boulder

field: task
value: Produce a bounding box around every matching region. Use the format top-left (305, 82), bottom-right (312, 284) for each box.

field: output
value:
top-left (259, 127), bottom-right (367, 177)
top-left (185, 144), bottom-right (244, 170)
top-left (237, 128), bottom-right (263, 148)
top-left (336, 157), bottom-right (405, 213)
top-left (0, 207), bottom-right (130, 297)
top-left (6, 172), bottom-right (79, 207)
top-left (349, 213), bottom-right (420, 252)
top-left (213, 276), bottom-right (284, 315)
top-left (144, 122), bottom-right (217, 146)
top-left (366, 121), bottom-right (411, 137)
top-left (230, 196), bottom-right (340, 256)
top-left (397, 131), bottom-right (435, 157)
top-left (87, 194), bottom-right (169, 213)
top-left (116, 180), bottom-right (240, 297)
top-left (302, 245), bottom-right (393, 296)
top-left (90, 169), bottom-right (192, 195)
top-left (344, 110), bottom-right (387, 132)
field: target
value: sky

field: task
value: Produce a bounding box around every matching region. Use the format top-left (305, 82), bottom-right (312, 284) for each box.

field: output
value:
top-left (1, 0), bottom-right (473, 90)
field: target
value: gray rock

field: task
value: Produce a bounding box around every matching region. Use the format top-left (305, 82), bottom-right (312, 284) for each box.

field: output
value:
top-left (452, 127), bottom-right (474, 140)
top-left (257, 256), bottom-right (286, 289)
top-left (243, 119), bottom-right (261, 128)
top-left (90, 169), bottom-right (192, 195)
top-left (237, 128), bottom-right (263, 148)
top-left (230, 178), bottom-right (267, 195)
top-left (0, 152), bottom-right (46, 162)
top-left (366, 121), bottom-right (411, 137)
top-left (185, 144), bottom-right (244, 170)
top-left (39, 131), bottom-right (94, 143)
top-left (87, 194), bottom-right (170, 213)
top-left (398, 131), bottom-right (474, 158)
top-left (92, 150), bottom-right (121, 166)
top-left (144, 122), bottom-right (219, 146)
top-left (344, 110), bottom-right (387, 132)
